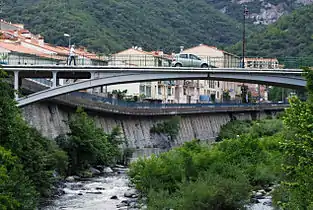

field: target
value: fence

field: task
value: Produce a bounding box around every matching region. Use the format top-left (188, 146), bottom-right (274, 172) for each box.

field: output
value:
top-left (1, 53), bottom-right (312, 69)
top-left (69, 92), bottom-right (288, 109)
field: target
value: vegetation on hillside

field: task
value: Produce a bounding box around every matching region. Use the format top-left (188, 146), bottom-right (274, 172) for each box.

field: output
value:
top-left (228, 4), bottom-right (313, 66)
top-left (2, 0), bottom-right (243, 53)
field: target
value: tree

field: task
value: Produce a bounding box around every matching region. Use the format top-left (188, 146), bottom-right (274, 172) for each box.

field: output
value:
top-left (0, 146), bottom-right (38, 209)
top-left (56, 107), bottom-right (123, 175)
top-left (112, 89), bottom-right (128, 100)
top-left (274, 68), bottom-right (313, 208)
top-left (0, 69), bottom-right (68, 201)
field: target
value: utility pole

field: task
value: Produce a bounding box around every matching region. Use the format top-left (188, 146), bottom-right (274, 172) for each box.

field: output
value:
top-left (241, 5), bottom-right (249, 103)
top-left (242, 5), bottom-right (249, 68)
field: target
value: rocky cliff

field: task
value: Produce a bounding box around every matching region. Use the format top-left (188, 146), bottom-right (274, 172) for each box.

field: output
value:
top-left (215, 0), bottom-right (313, 24)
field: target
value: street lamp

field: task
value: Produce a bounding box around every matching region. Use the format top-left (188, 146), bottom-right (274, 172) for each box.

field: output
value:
top-left (242, 5), bottom-right (249, 68)
top-left (64, 33), bottom-right (71, 48)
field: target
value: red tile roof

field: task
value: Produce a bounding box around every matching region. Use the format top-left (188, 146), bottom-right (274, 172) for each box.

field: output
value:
top-left (0, 41), bottom-right (64, 60)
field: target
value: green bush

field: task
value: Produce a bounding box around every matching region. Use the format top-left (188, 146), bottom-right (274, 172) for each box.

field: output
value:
top-left (148, 168), bottom-right (250, 210)
top-left (129, 134), bottom-right (282, 209)
top-left (217, 120), bottom-right (252, 141)
top-left (0, 146), bottom-right (38, 209)
top-left (150, 116), bottom-right (181, 140)
top-left (0, 71), bottom-right (68, 200)
top-left (56, 108), bottom-right (123, 175)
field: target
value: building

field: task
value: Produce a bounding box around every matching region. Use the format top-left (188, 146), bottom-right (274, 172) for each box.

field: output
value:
top-left (243, 58), bottom-right (280, 102)
top-left (244, 58), bottom-right (279, 69)
top-left (0, 19), bottom-right (107, 92)
top-left (106, 47), bottom-right (174, 102)
top-left (180, 44), bottom-right (242, 103)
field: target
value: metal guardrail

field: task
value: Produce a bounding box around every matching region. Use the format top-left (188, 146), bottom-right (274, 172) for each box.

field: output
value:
top-left (1, 54), bottom-right (312, 69)
top-left (69, 92), bottom-right (288, 109)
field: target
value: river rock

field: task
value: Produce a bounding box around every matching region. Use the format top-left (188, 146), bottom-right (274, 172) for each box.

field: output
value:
top-left (258, 189), bottom-right (266, 195)
top-left (254, 192), bottom-right (265, 199)
top-left (86, 191), bottom-right (102, 194)
top-left (264, 200), bottom-right (273, 206)
top-left (103, 167), bottom-right (114, 173)
top-left (124, 189), bottom-right (137, 198)
top-left (65, 176), bottom-right (76, 182)
top-left (116, 203), bottom-right (127, 208)
top-left (110, 195), bottom-right (118, 199)
top-left (96, 187), bottom-right (105, 190)
top-left (90, 167), bottom-right (101, 176)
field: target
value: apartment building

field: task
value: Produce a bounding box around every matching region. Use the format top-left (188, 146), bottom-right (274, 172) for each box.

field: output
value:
top-left (180, 44), bottom-right (242, 103)
top-left (106, 47), bottom-right (175, 101)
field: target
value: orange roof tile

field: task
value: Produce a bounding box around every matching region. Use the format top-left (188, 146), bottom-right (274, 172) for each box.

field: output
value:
top-left (0, 42), bottom-right (64, 60)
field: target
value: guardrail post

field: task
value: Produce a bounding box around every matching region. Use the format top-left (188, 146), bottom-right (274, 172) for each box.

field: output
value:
top-left (14, 71), bottom-right (19, 100)
top-left (52, 71), bottom-right (58, 88)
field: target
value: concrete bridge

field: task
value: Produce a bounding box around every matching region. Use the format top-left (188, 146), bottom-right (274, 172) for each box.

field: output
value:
top-left (2, 65), bottom-right (305, 107)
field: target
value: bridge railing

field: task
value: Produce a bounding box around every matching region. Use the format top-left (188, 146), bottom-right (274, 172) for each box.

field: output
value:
top-left (69, 91), bottom-right (288, 109)
top-left (1, 53), bottom-right (312, 69)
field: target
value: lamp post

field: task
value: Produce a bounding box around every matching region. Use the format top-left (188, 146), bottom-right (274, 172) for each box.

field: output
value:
top-left (64, 33), bottom-right (71, 48)
top-left (242, 5), bottom-right (249, 69)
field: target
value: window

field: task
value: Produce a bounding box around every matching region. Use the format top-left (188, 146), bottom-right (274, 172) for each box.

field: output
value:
top-left (179, 54), bottom-right (188, 59)
top-left (140, 85), bottom-right (145, 94)
top-left (167, 87), bottom-right (172, 96)
top-left (190, 54), bottom-right (201, 60)
top-left (158, 86), bottom-right (162, 95)
top-left (146, 86), bottom-right (151, 97)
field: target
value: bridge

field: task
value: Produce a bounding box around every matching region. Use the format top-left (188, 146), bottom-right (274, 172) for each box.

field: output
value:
top-left (1, 65), bottom-right (305, 107)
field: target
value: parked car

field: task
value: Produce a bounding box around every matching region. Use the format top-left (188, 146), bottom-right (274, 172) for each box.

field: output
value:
top-left (171, 53), bottom-right (211, 68)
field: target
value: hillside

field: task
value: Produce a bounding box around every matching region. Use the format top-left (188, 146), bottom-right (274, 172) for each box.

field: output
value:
top-left (209, 0), bottom-right (313, 25)
top-left (228, 4), bottom-right (313, 60)
top-left (1, 0), bottom-right (242, 53)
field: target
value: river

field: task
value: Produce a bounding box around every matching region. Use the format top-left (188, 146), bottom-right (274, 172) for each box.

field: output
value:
top-left (43, 167), bottom-right (133, 210)
top-left (43, 148), bottom-right (274, 210)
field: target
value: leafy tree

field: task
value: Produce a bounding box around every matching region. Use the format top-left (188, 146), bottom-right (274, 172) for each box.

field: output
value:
top-left (56, 107), bottom-right (123, 175)
top-left (0, 69), bottom-right (68, 201)
top-left (273, 68), bottom-right (313, 209)
top-left (112, 89), bottom-right (128, 100)
top-left (0, 146), bottom-right (38, 210)
top-left (228, 5), bottom-right (313, 65)
top-left (1, 0), bottom-right (243, 53)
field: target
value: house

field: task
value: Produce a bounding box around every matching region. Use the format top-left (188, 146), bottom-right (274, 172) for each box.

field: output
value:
top-left (180, 44), bottom-right (242, 102)
top-left (244, 58), bottom-right (279, 69)
top-left (106, 47), bottom-right (174, 102)
top-left (243, 58), bottom-right (279, 101)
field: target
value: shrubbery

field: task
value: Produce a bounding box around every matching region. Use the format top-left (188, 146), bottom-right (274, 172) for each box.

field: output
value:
top-left (56, 107), bottom-right (123, 175)
top-left (0, 70), bottom-right (68, 207)
top-left (0, 70), bottom-right (123, 208)
top-left (150, 116), bottom-right (181, 140)
top-left (129, 121), bottom-right (283, 209)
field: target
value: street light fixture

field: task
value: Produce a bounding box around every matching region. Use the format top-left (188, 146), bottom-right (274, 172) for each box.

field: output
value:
top-left (64, 33), bottom-right (71, 48)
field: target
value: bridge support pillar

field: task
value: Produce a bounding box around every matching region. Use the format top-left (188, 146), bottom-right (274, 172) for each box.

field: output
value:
top-left (14, 71), bottom-right (19, 100)
top-left (52, 71), bottom-right (57, 88)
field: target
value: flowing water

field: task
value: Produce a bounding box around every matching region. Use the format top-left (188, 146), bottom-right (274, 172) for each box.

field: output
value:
top-left (43, 148), bottom-right (274, 210)
top-left (43, 168), bottom-right (131, 210)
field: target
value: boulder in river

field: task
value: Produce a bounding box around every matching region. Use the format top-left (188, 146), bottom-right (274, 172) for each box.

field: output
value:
top-left (110, 195), bottom-right (118, 199)
top-left (124, 189), bottom-right (137, 198)
top-left (90, 167), bottom-right (101, 176)
top-left (103, 167), bottom-right (114, 173)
